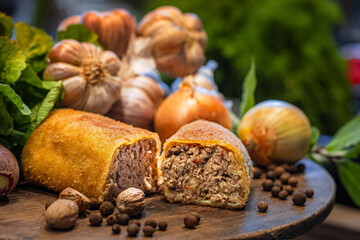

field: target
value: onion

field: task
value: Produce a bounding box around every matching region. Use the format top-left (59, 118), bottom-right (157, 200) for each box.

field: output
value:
top-left (0, 144), bottom-right (19, 197)
top-left (154, 84), bottom-right (232, 142)
top-left (237, 100), bottom-right (311, 166)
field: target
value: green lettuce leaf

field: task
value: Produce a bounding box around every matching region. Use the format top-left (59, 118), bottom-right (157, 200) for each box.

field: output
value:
top-left (326, 116), bottom-right (360, 152)
top-left (15, 22), bottom-right (53, 73)
top-left (337, 159), bottom-right (360, 207)
top-left (0, 12), bottom-right (14, 38)
top-left (240, 58), bottom-right (257, 118)
top-left (57, 24), bottom-right (103, 48)
top-left (0, 37), bottom-right (27, 84)
top-left (0, 83), bottom-right (31, 115)
top-left (0, 94), bottom-right (13, 135)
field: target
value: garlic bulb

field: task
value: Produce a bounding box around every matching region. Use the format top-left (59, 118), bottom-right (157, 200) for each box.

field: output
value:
top-left (138, 6), bottom-right (207, 78)
top-left (237, 100), bottom-right (311, 166)
top-left (154, 83), bottom-right (232, 142)
top-left (44, 39), bottom-right (122, 115)
top-left (58, 9), bottom-right (136, 58)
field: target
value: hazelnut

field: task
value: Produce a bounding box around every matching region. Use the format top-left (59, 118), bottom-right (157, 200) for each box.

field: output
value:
top-left (117, 213), bottom-right (129, 225)
top-left (143, 226), bottom-right (155, 237)
top-left (274, 166), bottom-right (285, 178)
top-left (271, 186), bottom-right (281, 197)
top-left (262, 179), bottom-right (273, 191)
top-left (59, 187), bottom-right (91, 213)
top-left (145, 219), bottom-right (157, 229)
top-left (158, 221), bottom-right (168, 231)
top-left (292, 191), bottom-right (307, 205)
top-left (280, 172), bottom-right (291, 184)
top-left (279, 190), bottom-right (288, 200)
top-left (305, 189), bottom-right (314, 198)
top-left (45, 199), bottom-right (79, 229)
top-left (99, 201), bottom-right (114, 217)
top-left (116, 187), bottom-right (145, 217)
top-left (184, 215), bottom-right (197, 229)
top-left (257, 201), bottom-right (268, 212)
top-left (288, 177), bottom-right (298, 187)
top-left (127, 223), bottom-right (139, 237)
top-left (253, 167), bottom-right (261, 179)
top-left (112, 224), bottom-right (121, 234)
top-left (89, 213), bottom-right (103, 226)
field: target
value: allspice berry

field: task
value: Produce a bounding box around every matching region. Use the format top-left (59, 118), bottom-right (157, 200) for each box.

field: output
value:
top-left (130, 219), bottom-right (141, 227)
top-left (184, 215), bottom-right (197, 229)
top-left (192, 213), bottom-right (201, 225)
top-left (279, 190), bottom-right (288, 200)
top-left (297, 163), bottom-right (305, 172)
top-left (292, 191), bottom-right (307, 205)
top-left (107, 215), bottom-right (117, 225)
top-left (145, 219), bottom-right (157, 229)
top-left (143, 226), bottom-right (155, 237)
top-left (262, 179), bottom-right (273, 191)
top-left (266, 171), bottom-right (275, 180)
top-left (112, 224), bottom-right (121, 234)
top-left (288, 164), bottom-right (297, 174)
top-left (274, 166), bottom-right (285, 179)
top-left (280, 172), bottom-right (291, 184)
top-left (267, 164), bottom-right (276, 171)
top-left (305, 189), bottom-right (314, 198)
top-left (127, 223), bottom-right (139, 237)
top-left (253, 167), bottom-right (261, 179)
top-left (158, 221), bottom-right (168, 231)
top-left (285, 185), bottom-right (294, 195)
top-left (117, 213), bottom-right (130, 226)
top-left (271, 186), bottom-right (281, 197)
top-left (99, 201), bottom-right (114, 217)
top-left (89, 198), bottom-right (101, 210)
top-left (257, 201), bottom-right (268, 212)
top-left (273, 180), bottom-right (283, 190)
top-left (288, 177), bottom-right (298, 187)
top-left (89, 213), bottom-right (103, 226)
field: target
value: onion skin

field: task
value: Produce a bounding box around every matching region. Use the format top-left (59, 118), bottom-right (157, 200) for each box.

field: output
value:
top-left (155, 86), bottom-right (232, 142)
top-left (237, 100), bottom-right (311, 166)
top-left (0, 144), bottom-right (19, 197)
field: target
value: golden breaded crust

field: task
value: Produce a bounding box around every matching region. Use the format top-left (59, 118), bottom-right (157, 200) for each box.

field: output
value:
top-left (159, 120), bottom-right (253, 208)
top-left (22, 109), bottom-right (161, 198)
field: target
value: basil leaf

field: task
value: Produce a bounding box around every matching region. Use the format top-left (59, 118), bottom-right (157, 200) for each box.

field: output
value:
top-left (309, 126), bottom-right (320, 151)
top-left (0, 83), bottom-right (31, 115)
top-left (0, 12), bottom-right (14, 38)
top-left (57, 24), bottom-right (103, 48)
top-left (240, 58), bottom-right (256, 118)
top-left (0, 94), bottom-right (13, 135)
top-left (337, 159), bottom-right (360, 207)
top-left (326, 116), bottom-right (360, 152)
top-left (0, 37), bottom-right (27, 84)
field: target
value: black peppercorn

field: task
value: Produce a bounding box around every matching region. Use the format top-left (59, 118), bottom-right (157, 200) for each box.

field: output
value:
top-left (262, 179), bottom-right (273, 191)
top-left (285, 185), bottom-right (294, 195)
top-left (112, 224), bottom-right (121, 234)
top-left (89, 213), bottom-right (103, 226)
top-left (274, 166), bottom-right (285, 179)
top-left (99, 201), bottom-right (114, 217)
top-left (127, 223), bottom-right (139, 237)
top-left (184, 215), bottom-right (197, 228)
top-left (297, 163), bottom-right (305, 173)
top-left (280, 172), bottom-right (291, 184)
top-left (158, 221), bottom-right (168, 231)
top-left (143, 226), bottom-right (155, 237)
top-left (145, 219), bottom-right (157, 229)
top-left (292, 191), bottom-right (307, 205)
top-left (89, 198), bottom-right (100, 210)
top-left (117, 213), bottom-right (129, 225)
top-left (266, 171), bottom-right (275, 180)
top-left (253, 167), bottom-right (262, 179)
top-left (271, 186), bottom-right (281, 197)
top-left (130, 220), bottom-right (141, 227)
top-left (45, 199), bottom-right (55, 210)
top-left (107, 215), bottom-right (117, 225)
top-left (305, 189), bottom-right (314, 198)
top-left (257, 201), bottom-right (268, 212)
top-left (279, 190), bottom-right (288, 200)
top-left (288, 177), bottom-right (298, 187)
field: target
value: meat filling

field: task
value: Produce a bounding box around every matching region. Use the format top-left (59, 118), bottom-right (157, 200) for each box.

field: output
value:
top-left (102, 139), bottom-right (157, 201)
top-left (162, 144), bottom-right (245, 206)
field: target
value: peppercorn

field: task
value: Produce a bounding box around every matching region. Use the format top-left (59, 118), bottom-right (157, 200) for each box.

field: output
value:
top-left (99, 201), bottom-right (114, 217)
top-left (285, 185), bottom-right (294, 195)
top-left (266, 171), bottom-right (275, 180)
top-left (143, 226), bottom-right (155, 237)
top-left (297, 163), bottom-right (305, 173)
top-left (262, 179), bottom-right (273, 191)
top-left (191, 213), bottom-right (201, 224)
top-left (127, 223), bottom-right (139, 237)
top-left (184, 215), bottom-right (197, 229)
top-left (253, 167), bottom-right (261, 179)
top-left (145, 219), bottom-right (157, 229)
top-left (257, 201), bottom-right (268, 212)
top-left (45, 199), bottom-right (56, 210)
top-left (292, 191), bottom-right (307, 205)
top-left (112, 224), bottom-right (121, 234)
top-left (288, 164), bottom-right (297, 174)
top-left (107, 214), bottom-right (117, 225)
top-left (117, 213), bottom-right (129, 225)
top-left (273, 180), bottom-right (283, 190)
top-left (279, 190), bottom-right (288, 200)
top-left (89, 198), bottom-right (100, 210)
top-left (287, 177), bottom-right (298, 187)
top-left (130, 220), bottom-right (141, 227)
top-left (89, 213), bottom-right (103, 226)
top-left (305, 189), bottom-right (314, 198)
top-left (274, 166), bottom-right (285, 179)
top-left (271, 186), bottom-right (281, 197)
top-left (280, 172), bottom-right (291, 184)
top-left (282, 164), bottom-right (290, 172)
top-left (267, 164), bottom-right (276, 171)
top-left (158, 221), bottom-right (168, 231)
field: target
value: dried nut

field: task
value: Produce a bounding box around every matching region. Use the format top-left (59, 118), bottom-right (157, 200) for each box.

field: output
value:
top-left (288, 177), bottom-right (298, 187)
top-left (271, 186), bottom-right (281, 197)
top-left (257, 201), bottom-right (268, 212)
top-left (127, 223), bottom-right (139, 237)
top-left (116, 187), bottom-right (145, 216)
top-left (262, 179), bottom-right (273, 191)
top-left (158, 221), bottom-right (168, 231)
top-left (292, 191), bottom-right (307, 205)
top-left (59, 187), bottom-right (91, 212)
top-left (143, 226), bottom-right (155, 237)
top-left (305, 189), bottom-right (314, 198)
top-left (99, 201), bottom-right (114, 217)
top-left (184, 215), bottom-right (197, 229)
top-left (45, 199), bottom-right (56, 210)
top-left (145, 219), bottom-right (157, 229)
top-left (253, 167), bottom-right (261, 179)
top-left (45, 199), bottom-right (79, 229)
top-left (279, 190), bottom-right (288, 200)
top-left (274, 166), bottom-right (285, 178)
top-left (89, 213), bottom-right (103, 226)
top-left (112, 224), bottom-right (121, 234)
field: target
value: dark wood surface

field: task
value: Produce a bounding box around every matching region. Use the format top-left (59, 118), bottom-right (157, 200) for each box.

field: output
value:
top-left (0, 159), bottom-right (335, 240)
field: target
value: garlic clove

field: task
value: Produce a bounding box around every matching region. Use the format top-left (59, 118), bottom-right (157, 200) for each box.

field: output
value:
top-left (80, 42), bottom-right (102, 59)
top-left (43, 62), bottom-right (80, 81)
top-left (152, 27), bottom-right (186, 55)
top-left (61, 76), bottom-right (87, 107)
top-left (100, 51), bottom-right (121, 76)
top-left (57, 15), bottom-right (82, 31)
top-left (48, 40), bottom-right (82, 66)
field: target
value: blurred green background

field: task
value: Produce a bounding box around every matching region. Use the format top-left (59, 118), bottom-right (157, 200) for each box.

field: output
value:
top-left (1, 0), bottom-right (357, 134)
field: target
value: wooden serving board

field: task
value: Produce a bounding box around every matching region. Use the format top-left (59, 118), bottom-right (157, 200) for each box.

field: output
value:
top-left (0, 160), bottom-right (335, 240)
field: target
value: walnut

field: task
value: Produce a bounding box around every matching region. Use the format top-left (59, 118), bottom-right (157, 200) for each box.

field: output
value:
top-left (45, 199), bottom-right (79, 229)
top-left (59, 187), bottom-right (91, 212)
top-left (116, 188), bottom-right (145, 216)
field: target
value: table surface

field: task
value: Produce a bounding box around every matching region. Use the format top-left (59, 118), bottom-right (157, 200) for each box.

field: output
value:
top-left (0, 159), bottom-right (335, 240)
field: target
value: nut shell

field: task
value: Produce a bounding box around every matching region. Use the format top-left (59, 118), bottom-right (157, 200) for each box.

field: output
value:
top-left (45, 199), bottom-right (79, 229)
top-left (59, 187), bottom-right (91, 212)
top-left (116, 188), bottom-right (145, 216)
